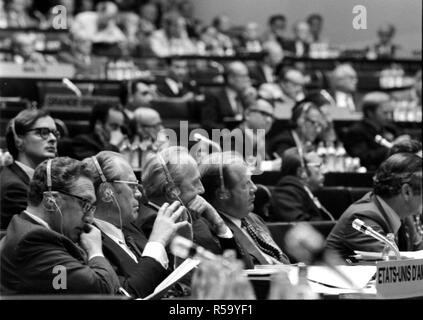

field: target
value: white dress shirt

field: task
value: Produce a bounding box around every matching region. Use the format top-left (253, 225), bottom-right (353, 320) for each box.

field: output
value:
top-left (94, 218), bottom-right (169, 269)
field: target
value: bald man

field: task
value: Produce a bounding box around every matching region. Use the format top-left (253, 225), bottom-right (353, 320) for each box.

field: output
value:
top-left (329, 64), bottom-right (358, 111)
top-left (202, 61), bottom-right (253, 133)
top-left (344, 92), bottom-right (410, 170)
top-left (249, 41), bottom-right (284, 85)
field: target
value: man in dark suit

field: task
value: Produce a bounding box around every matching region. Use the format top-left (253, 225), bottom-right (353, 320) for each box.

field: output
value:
top-left (156, 59), bottom-right (193, 98)
top-left (343, 92), bottom-right (409, 171)
top-left (270, 147), bottom-right (334, 222)
top-left (325, 153), bottom-right (422, 260)
top-left (248, 41), bottom-right (284, 86)
top-left (83, 151), bottom-right (189, 298)
top-left (70, 103), bottom-right (126, 160)
top-left (0, 157), bottom-right (120, 294)
top-left (138, 146), bottom-right (238, 258)
top-left (199, 152), bottom-right (290, 268)
top-left (201, 61), bottom-right (252, 133)
top-left (1, 109), bottom-right (59, 229)
top-left (280, 21), bottom-right (310, 57)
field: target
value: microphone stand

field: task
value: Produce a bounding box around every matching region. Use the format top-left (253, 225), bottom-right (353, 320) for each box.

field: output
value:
top-left (352, 219), bottom-right (401, 260)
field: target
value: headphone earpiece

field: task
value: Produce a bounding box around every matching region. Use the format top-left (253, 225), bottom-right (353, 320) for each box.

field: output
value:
top-left (216, 188), bottom-right (231, 200)
top-left (99, 182), bottom-right (115, 203)
top-left (43, 192), bottom-right (58, 211)
top-left (166, 184), bottom-right (181, 200)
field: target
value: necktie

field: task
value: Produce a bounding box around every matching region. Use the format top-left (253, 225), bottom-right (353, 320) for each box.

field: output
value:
top-left (241, 218), bottom-right (285, 262)
top-left (124, 235), bottom-right (143, 259)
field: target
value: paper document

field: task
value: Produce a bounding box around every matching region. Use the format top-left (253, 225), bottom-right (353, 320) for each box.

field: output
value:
top-left (307, 265), bottom-right (376, 289)
top-left (141, 258), bottom-right (200, 300)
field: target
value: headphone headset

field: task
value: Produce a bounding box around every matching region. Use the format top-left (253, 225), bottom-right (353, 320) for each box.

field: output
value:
top-left (10, 118), bottom-right (23, 151)
top-left (91, 156), bottom-right (124, 229)
top-left (216, 152), bottom-right (230, 200)
top-left (43, 159), bottom-right (64, 234)
top-left (91, 156), bottom-right (114, 203)
top-left (157, 152), bottom-right (182, 200)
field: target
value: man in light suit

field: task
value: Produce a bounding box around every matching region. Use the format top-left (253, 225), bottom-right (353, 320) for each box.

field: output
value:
top-left (0, 157), bottom-right (120, 294)
top-left (199, 152), bottom-right (290, 268)
top-left (325, 153), bottom-right (422, 260)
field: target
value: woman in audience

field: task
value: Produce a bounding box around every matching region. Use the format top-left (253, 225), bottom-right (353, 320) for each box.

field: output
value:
top-left (0, 109), bottom-right (59, 229)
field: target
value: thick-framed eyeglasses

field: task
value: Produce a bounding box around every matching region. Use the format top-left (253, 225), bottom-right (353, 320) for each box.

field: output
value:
top-left (26, 127), bottom-right (61, 140)
top-left (113, 180), bottom-right (143, 193)
top-left (58, 190), bottom-right (96, 215)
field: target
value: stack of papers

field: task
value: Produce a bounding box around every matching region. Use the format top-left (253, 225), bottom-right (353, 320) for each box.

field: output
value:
top-left (141, 258), bottom-right (200, 300)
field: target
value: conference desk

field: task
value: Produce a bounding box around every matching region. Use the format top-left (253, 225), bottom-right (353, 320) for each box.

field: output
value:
top-left (251, 171), bottom-right (374, 188)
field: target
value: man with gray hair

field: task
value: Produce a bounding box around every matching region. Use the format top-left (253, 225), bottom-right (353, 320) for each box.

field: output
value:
top-left (202, 61), bottom-right (253, 132)
top-left (137, 146), bottom-right (238, 256)
top-left (344, 91), bottom-right (410, 170)
top-left (1, 157), bottom-right (120, 294)
top-left (83, 151), bottom-right (188, 298)
top-left (198, 152), bottom-right (290, 267)
top-left (330, 63), bottom-right (358, 111)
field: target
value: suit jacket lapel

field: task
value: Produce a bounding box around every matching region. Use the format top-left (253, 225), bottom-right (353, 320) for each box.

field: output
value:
top-left (221, 214), bottom-right (269, 265)
top-left (9, 162), bottom-right (30, 185)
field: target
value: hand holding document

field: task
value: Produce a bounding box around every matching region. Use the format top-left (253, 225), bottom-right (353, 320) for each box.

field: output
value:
top-left (141, 258), bottom-right (200, 300)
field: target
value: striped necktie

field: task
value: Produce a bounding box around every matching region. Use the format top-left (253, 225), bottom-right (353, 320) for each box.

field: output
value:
top-left (241, 218), bottom-right (285, 262)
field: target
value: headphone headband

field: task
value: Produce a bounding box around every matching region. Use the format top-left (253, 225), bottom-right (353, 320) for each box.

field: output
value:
top-left (91, 156), bottom-right (107, 183)
top-left (157, 152), bottom-right (176, 188)
top-left (47, 159), bottom-right (52, 191)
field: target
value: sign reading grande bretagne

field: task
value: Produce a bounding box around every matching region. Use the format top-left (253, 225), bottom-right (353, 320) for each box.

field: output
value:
top-left (376, 259), bottom-right (423, 299)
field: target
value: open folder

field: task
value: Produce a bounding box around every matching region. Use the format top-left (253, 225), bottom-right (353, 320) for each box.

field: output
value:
top-left (141, 258), bottom-right (201, 300)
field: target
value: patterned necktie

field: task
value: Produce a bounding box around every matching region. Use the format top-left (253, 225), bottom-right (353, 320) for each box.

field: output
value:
top-left (241, 218), bottom-right (285, 262)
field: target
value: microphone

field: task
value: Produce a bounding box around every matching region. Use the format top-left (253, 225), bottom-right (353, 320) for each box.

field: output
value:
top-left (352, 219), bottom-right (400, 259)
top-left (62, 78), bottom-right (82, 98)
top-left (192, 133), bottom-right (222, 152)
top-left (375, 135), bottom-right (393, 149)
top-left (170, 235), bottom-right (217, 261)
top-left (285, 222), bottom-right (362, 290)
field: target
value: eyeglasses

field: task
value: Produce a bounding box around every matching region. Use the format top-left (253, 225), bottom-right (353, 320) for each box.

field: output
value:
top-left (112, 180), bottom-right (143, 193)
top-left (26, 127), bottom-right (61, 140)
top-left (58, 190), bottom-right (96, 215)
top-left (304, 118), bottom-right (323, 128)
top-left (250, 109), bottom-right (274, 119)
top-left (142, 122), bottom-right (163, 129)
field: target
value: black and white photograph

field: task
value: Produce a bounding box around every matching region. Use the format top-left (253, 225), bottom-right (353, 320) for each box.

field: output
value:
top-left (0, 0), bottom-right (421, 315)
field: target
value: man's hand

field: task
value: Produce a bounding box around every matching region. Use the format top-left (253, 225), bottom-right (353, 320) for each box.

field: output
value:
top-left (80, 225), bottom-right (103, 258)
top-left (149, 201), bottom-right (190, 246)
top-left (187, 195), bottom-right (230, 237)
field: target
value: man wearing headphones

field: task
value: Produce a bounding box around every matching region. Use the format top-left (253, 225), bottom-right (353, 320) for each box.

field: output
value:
top-left (199, 152), bottom-right (290, 268)
top-left (83, 151), bottom-right (189, 298)
top-left (270, 147), bottom-right (334, 222)
top-left (138, 146), bottom-right (237, 256)
top-left (1, 157), bottom-right (120, 294)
